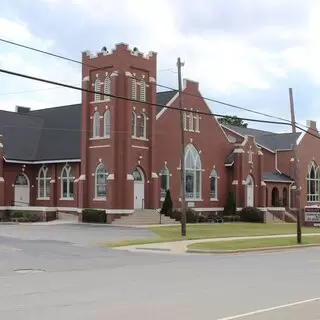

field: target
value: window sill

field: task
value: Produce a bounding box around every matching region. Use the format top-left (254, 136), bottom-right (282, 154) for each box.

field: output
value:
top-left (37, 197), bottom-right (50, 201)
top-left (179, 198), bottom-right (203, 202)
top-left (93, 197), bottom-right (106, 201)
top-left (90, 99), bottom-right (111, 104)
top-left (90, 136), bottom-right (110, 140)
top-left (160, 197), bottom-right (165, 201)
top-left (59, 198), bottom-right (74, 201)
top-left (210, 198), bottom-right (219, 202)
top-left (131, 136), bottom-right (149, 141)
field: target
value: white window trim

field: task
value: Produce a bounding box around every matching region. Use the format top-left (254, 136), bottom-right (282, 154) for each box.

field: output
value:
top-left (140, 113), bottom-right (147, 138)
top-left (306, 162), bottom-right (320, 202)
top-left (103, 109), bottom-right (111, 138)
top-left (140, 80), bottom-right (146, 102)
top-left (93, 111), bottom-right (100, 137)
top-left (37, 166), bottom-right (51, 200)
top-left (95, 163), bottom-right (108, 199)
top-left (61, 165), bottom-right (74, 200)
top-left (209, 169), bottom-right (218, 200)
top-left (184, 143), bottom-right (202, 200)
top-left (160, 166), bottom-right (170, 199)
top-left (132, 79), bottom-right (137, 100)
top-left (132, 111), bottom-right (137, 137)
top-left (104, 76), bottom-right (111, 102)
top-left (94, 78), bottom-right (101, 102)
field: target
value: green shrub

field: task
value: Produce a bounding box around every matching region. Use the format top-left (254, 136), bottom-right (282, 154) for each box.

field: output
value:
top-left (160, 190), bottom-right (173, 217)
top-left (223, 215), bottom-right (241, 222)
top-left (239, 207), bottom-right (265, 223)
top-left (9, 211), bottom-right (41, 222)
top-left (223, 191), bottom-right (236, 216)
top-left (170, 208), bottom-right (198, 223)
top-left (82, 209), bottom-right (106, 223)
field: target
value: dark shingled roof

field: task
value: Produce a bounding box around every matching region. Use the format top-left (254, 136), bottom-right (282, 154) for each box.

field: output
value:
top-left (1, 91), bottom-right (176, 162)
top-left (263, 172), bottom-right (294, 182)
top-left (156, 90), bottom-right (178, 114)
top-left (222, 124), bottom-right (301, 151)
top-left (29, 104), bottom-right (81, 161)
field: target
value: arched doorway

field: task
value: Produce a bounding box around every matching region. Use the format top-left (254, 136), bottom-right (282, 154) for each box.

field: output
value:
top-left (282, 187), bottom-right (288, 207)
top-left (14, 172), bottom-right (30, 206)
top-left (245, 175), bottom-right (254, 207)
top-left (133, 168), bottom-right (145, 209)
top-left (271, 187), bottom-right (279, 207)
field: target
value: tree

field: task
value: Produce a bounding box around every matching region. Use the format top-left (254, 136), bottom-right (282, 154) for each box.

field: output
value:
top-left (223, 191), bottom-right (236, 216)
top-left (217, 115), bottom-right (248, 128)
top-left (160, 190), bottom-right (173, 223)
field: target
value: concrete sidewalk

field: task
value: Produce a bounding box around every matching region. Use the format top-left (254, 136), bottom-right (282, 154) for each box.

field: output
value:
top-left (112, 233), bottom-right (320, 254)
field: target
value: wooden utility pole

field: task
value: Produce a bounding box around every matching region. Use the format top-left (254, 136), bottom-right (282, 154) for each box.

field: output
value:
top-left (177, 57), bottom-right (186, 237)
top-left (289, 87), bottom-right (302, 244)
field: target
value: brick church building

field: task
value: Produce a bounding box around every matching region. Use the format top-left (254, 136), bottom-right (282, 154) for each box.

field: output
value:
top-left (0, 43), bottom-right (320, 223)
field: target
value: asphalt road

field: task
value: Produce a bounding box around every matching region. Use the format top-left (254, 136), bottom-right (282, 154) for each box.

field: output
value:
top-left (0, 223), bottom-right (320, 319)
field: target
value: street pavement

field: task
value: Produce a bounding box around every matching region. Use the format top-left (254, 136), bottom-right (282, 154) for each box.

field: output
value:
top-left (0, 223), bottom-right (320, 319)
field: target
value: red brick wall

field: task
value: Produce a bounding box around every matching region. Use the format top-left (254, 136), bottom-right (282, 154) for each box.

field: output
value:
top-left (3, 162), bottom-right (80, 208)
top-left (297, 123), bottom-right (320, 208)
top-left (81, 44), bottom-right (157, 210)
top-left (155, 80), bottom-right (233, 209)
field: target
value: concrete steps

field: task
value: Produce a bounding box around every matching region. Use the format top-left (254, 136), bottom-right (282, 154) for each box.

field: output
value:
top-left (267, 209), bottom-right (297, 223)
top-left (112, 209), bottom-right (178, 225)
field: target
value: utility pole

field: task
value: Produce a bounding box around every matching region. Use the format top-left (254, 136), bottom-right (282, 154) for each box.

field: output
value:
top-left (289, 88), bottom-right (302, 244)
top-left (177, 57), bottom-right (187, 237)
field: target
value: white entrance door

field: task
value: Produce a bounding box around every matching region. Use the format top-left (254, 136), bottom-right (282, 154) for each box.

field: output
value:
top-left (246, 175), bottom-right (254, 207)
top-left (14, 173), bottom-right (30, 206)
top-left (133, 168), bottom-right (145, 209)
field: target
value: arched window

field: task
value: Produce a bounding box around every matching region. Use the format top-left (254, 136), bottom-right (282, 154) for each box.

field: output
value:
top-left (104, 110), bottom-right (110, 137)
top-left (93, 111), bottom-right (100, 137)
top-left (133, 168), bottom-right (143, 181)
top-left (95, 163), bottom-right (108, 199)
top-left (140, 113), bottom-right (146, 138)
top-left (140, 80), bottom-right (146, 102)
top-left (210, 169), bottom-right (217, 199)
top-left (185, 144), bottom-right (201, 199)
top-left (132, 79), bottom-right (137, 100)
top-left (94, 78), bottom-right (101, 102)
top-left (61, 164), bottom-right (73, 199)
top-left (183, 111), bottom-right (187, 131)
top-left (189, 112), bottom-right (194, 131)
top-left (104, 76), bottom-right (111, 101)
top-left (160, 166), bottom-right (169, 198)
top-left (132, 111), bottom-right (137, 137)
top-left (307, 162), bottom-right (320, 202)
top-left (38, 166), bottom-right (51, 199)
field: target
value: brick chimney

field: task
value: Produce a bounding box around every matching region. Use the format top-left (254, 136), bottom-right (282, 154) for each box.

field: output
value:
top-left (306, 120), bottom-right (317, 129)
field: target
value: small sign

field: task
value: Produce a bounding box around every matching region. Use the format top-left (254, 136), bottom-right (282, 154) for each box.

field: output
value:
top-left (305, 206), bottom-right (320, 222)
top-left (188, 202), bottom-right (195, 208)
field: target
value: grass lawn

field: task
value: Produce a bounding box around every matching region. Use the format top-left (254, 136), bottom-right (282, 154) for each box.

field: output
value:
top-left (106, 223), bottom-right (320, 248)
top-left (187, 235), bottom-right (320, 251)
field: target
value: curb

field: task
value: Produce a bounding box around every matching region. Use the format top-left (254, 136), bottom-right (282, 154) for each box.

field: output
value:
top-left (186, 244), bottom-right (320, 254)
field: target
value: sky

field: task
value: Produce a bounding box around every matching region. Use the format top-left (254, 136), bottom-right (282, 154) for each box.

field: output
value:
top-left (0, 0), bottom-right (319, 133)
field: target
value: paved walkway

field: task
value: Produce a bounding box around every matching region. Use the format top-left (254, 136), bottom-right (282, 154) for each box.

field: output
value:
top-left (113, 233), bottom-right (320, 254)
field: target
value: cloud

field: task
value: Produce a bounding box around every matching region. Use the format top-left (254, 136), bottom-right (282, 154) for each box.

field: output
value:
top-left (0, 17), bottom-right (81, 111)
top-left (1, 0), bottom-right (320, 133)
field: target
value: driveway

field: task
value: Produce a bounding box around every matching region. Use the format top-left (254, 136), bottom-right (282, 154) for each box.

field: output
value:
top-left (0, 223), bottom-right (156, 247)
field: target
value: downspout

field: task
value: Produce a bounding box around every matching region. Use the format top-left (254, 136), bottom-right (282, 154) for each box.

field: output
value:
top-left (275, 150), bottom-right (281, 173)
top-left (288, 181), bottom-right (294, 210)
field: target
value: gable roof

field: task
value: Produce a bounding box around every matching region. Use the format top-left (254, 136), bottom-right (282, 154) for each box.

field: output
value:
top-left (1, 91), bottom-right (177, 162)
top-left (0, 104), bottom-right (81, 162)
top-left (156, 90), bottom-right (178, 114)
top-left (222, 124), bottom-right (301, 151)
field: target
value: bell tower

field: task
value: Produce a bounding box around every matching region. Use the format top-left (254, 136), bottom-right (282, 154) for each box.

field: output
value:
top-left (78, 43), bottom-right (158, 212)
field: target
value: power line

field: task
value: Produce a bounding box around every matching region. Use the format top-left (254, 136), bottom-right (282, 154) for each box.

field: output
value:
top-left (0, 67), bottom-right (291, 126)
top-left (1, 38), bottom-right (319, 140)
top-left (0, 37), bottom-right (303, 128)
